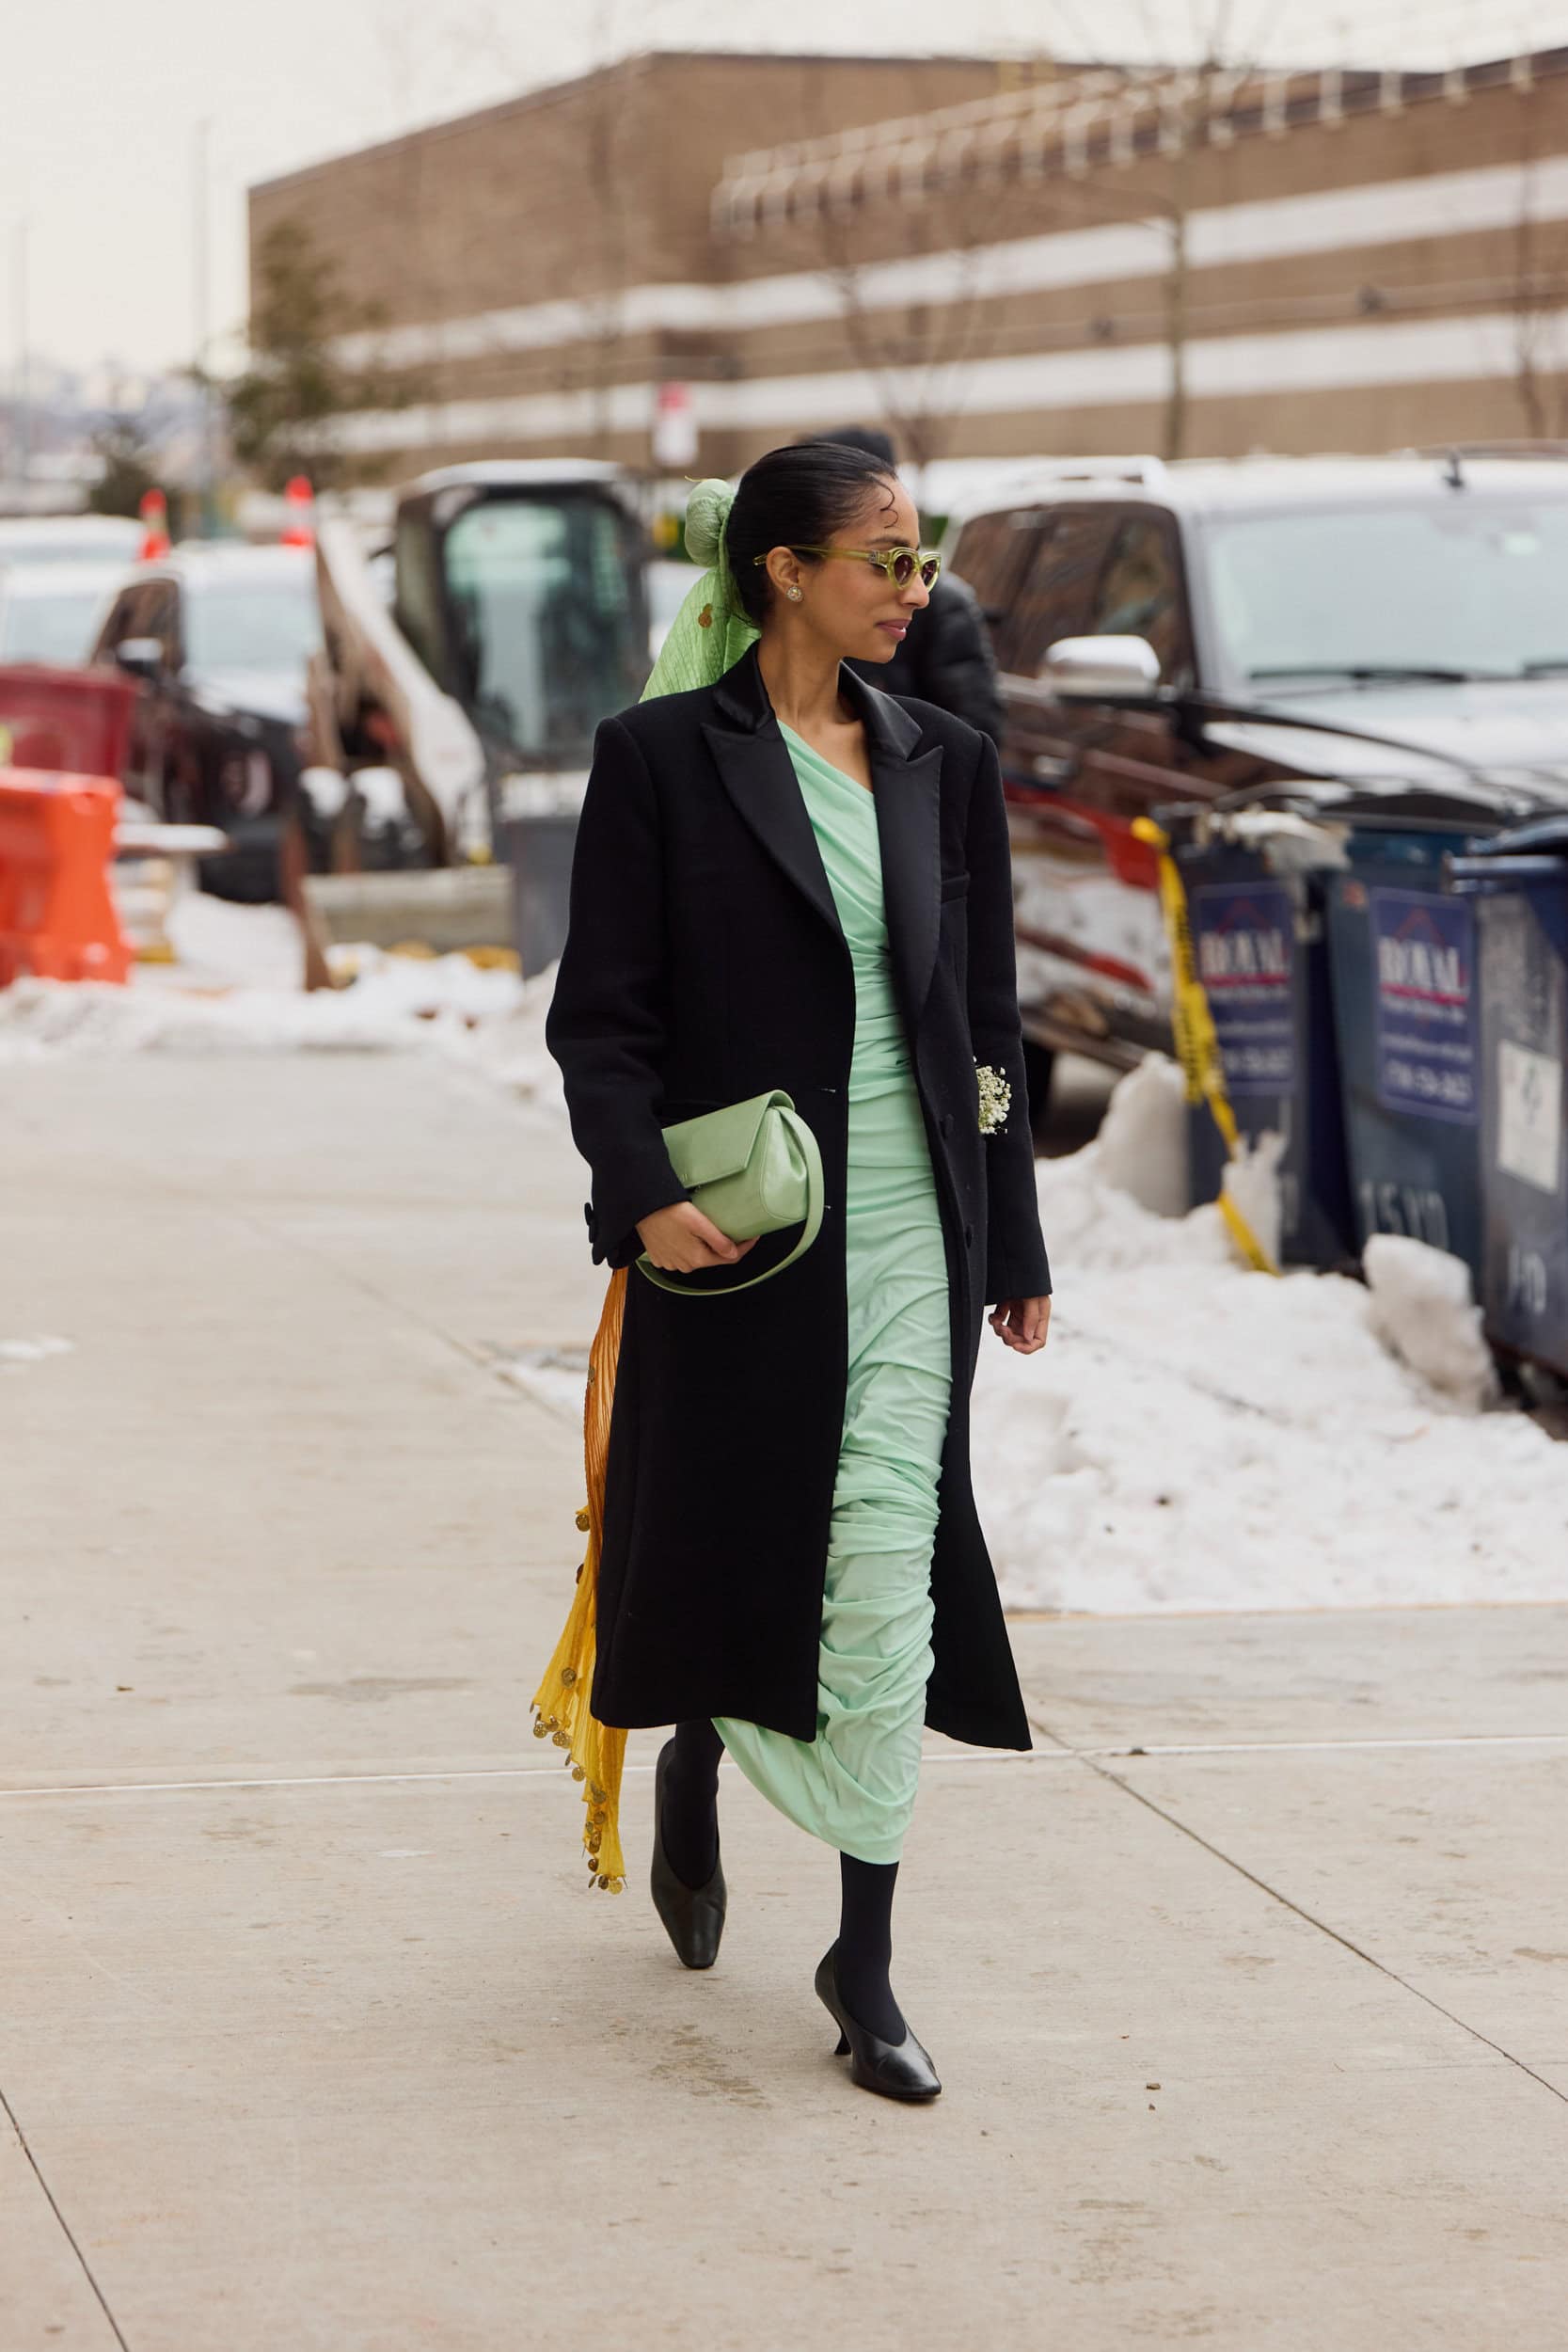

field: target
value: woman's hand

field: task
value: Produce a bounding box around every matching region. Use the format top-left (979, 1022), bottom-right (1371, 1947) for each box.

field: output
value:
top-left (989, 1295), bottom-right (1051, 1355)
top-left (636, 1200), bottom-right (758, 1274)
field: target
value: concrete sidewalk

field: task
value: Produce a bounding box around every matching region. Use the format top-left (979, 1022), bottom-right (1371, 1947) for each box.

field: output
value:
top-left (3, 1048), bottom-right (1565, 2351)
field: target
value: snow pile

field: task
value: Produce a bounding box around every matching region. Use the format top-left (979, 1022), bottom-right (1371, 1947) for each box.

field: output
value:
top-left (1364, 1234), bottom-right (1499, 1413)
top-left (0, 895), bottom-right (568, 1113)
top-left (437, 974), bottom-right (563, 1108)
top-left (0, 973), bottom-right (440, 1058)
top-left (0, 1335), bottom-right (73, 1374)
top-left (322, 939), bottom-right (526, 1022)
top-left (487, 1344), bottom-right (593, 1426)
top-left (1093, 1052), bottom-right (1188, 1217)
top-left (975, 1093), bottom-right (1568, 1615)
top-left (1222, 1127), bottom-right (1286, 1273)
top-left (165, 893), bottom-right (304, 990)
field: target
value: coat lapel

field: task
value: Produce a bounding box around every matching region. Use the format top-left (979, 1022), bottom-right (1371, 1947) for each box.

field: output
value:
top-left (864, 724), bottom-right (940, 1040)
top-left (703, 657), bottom-right (843, 947)
top-left (703, 648), bottom-right (944, 1029)
top-left (856, 679), bottom-right (943, 1037)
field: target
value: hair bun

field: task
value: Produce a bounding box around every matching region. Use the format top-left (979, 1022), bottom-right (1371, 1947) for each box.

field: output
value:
top-left (684, 478), bottom-right (736, 567)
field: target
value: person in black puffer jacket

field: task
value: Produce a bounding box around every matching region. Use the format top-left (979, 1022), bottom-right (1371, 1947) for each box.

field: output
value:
top-left (805, 425), bottom-right (1005, 746)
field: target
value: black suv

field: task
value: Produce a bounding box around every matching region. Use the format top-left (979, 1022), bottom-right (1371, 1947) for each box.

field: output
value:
top-left (949, 453), bottom-right (1568, 1106)
top-left (89, 544), bottom-right (323, 901)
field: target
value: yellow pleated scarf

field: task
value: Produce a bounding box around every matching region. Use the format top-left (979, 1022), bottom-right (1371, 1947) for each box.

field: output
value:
top-left (530, 1266), bottom-right (629, 1889)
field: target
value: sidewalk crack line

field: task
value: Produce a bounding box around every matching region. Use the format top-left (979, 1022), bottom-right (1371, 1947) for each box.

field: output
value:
top-left (2, 2084), bottom-right (132, 2349)
top-left (1029, 1708), bottom-right (1568, 2111)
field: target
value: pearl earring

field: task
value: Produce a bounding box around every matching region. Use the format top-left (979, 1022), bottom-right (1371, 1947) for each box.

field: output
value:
top-left (787, 586), bottom-right (802, 601)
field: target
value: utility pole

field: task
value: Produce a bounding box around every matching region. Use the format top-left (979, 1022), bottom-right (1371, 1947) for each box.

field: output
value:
top-left (193, 118), bottom-right (214, 534)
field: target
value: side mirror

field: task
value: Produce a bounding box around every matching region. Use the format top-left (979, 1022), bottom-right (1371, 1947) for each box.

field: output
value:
top-left (114, 636), bottom-right (166, 683)
top-left (1042, 635), bottom-right (1161, 702)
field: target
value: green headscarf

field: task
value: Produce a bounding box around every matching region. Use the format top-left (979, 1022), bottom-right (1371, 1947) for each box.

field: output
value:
top-left (641, 478), bottom-right (759, 701)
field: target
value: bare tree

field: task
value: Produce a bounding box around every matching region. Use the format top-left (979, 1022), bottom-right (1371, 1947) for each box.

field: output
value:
top-left (782, 60), bottom-right (1057, 471)
top-left (1511, 83), bottom-right (1568, 439)
top-left (373, 0), bottom-right (673, 461)
top-left (227, 218), bottom-right (411, 490)
top-left (724, 11), bottom-right (1305, 464)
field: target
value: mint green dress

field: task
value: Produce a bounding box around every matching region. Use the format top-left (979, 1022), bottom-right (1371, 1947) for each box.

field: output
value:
top-left (714, 726), bottom-right (953, 1866)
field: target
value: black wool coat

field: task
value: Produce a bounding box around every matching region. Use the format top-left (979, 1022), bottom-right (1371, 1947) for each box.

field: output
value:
top-left (545, 645), bottom-right (1051, 1751)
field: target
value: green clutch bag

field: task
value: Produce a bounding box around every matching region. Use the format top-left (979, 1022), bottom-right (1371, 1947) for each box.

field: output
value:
top-left (636, 1089), bottom-right (824, 1295)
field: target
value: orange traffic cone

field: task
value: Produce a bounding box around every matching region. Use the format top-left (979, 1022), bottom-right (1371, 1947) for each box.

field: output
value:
top-left (138, 487), bottom-right (171, 561)
top-left (280, 475), bottom-right (314, 548)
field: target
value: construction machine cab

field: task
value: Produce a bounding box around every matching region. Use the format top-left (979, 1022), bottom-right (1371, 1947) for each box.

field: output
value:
top-left (391, 461), bottom-right (651, 773)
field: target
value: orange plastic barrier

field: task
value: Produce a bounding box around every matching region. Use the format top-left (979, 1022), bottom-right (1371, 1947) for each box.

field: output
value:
top-left (0, 770), bottom-right (133, 987)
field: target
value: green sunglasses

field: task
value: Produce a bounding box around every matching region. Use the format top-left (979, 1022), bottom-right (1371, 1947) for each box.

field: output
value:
top-left (756, 544), bottom-right (943, 590)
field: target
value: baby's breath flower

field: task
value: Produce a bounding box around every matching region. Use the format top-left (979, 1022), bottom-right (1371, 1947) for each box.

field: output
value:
top-left (976, 1061), bottom-right (1012, 1137)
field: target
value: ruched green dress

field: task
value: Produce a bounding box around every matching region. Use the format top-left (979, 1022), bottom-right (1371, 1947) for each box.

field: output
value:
top-left (714, 725), bottom-right (953, 1866)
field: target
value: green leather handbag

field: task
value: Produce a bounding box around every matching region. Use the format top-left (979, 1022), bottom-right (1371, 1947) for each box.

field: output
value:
top-left (636, 1089), bottom-right (824, 1295)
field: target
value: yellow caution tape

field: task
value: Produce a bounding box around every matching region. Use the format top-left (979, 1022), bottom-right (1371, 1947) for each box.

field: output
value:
top-left (1132, 816), bottom-right (1278, 1276)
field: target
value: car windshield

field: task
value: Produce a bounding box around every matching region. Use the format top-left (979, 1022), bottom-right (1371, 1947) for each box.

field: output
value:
top-left (184, 577), bottom-right (321, 673)
top-left (442, 495), bottom-right (643, 759)
top-left (0, 584), bottom-right (109, 665)
top-left (1205, 499), bottom-right (1568, 685)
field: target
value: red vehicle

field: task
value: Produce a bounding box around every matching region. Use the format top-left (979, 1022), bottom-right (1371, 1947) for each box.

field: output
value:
top-left (0, 663), bottom-right (136, 778)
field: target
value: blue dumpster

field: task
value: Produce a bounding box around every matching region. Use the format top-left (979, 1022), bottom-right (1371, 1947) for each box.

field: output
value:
top-left (1449, 818), bottom-right (1568, 1378)
top-left (1175, 826), bottom-right (1355, 1269)
top-left (1322, 781), bottom-right (1536, 1287)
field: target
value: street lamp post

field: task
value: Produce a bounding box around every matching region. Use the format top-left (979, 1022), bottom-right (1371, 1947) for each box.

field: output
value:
top-left (11, 215), bottom-right (30, 501)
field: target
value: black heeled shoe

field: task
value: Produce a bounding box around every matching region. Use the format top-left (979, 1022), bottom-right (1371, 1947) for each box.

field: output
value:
top-left (650, 1739), bottom-right (727, 1969)
top-left (814, 1944), bottom-right (942, 2102)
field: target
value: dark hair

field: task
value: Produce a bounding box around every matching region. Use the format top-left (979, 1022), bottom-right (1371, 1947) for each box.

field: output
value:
top-left (802, 423), bottom-right (897, 467)
top-left (726, 442), bottom-right (899, 625)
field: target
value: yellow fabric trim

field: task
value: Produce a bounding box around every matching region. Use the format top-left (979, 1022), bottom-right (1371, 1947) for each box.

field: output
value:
top-left (1132, 817), bottom-right (1278, 1278)
top-left (530, 1266), bottom-right (630, 1890)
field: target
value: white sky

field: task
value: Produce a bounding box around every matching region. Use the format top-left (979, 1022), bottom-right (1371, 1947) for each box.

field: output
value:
top-left (1, 0), bottom-right (1549, 383)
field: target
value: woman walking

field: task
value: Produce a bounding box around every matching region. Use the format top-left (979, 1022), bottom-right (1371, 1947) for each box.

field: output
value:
top-left (543, 444), bottom-right (1051, 2100)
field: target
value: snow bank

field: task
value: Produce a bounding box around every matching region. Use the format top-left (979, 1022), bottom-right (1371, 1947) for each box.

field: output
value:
top-left (1093, 1052), bottom-right (1188, 1217)
top-left (974, 1089), bottom-right (1568, 1615)
top-left (165, 893), bottom-right (304, 990)
top-left (0, 1336), bottom-right (74, 1374)
top-left (0, 897), bottom-right (567, 1114)
top-left (0, 973), bottom-right (429, 1057)
top-left (1364, 1234), bottom-right (1499, 1413)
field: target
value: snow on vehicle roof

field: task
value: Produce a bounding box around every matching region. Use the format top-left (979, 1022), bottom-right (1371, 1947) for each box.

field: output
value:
top-left (408, 459), bottom-right (630, 492)
top-left (0, 557), bottom-right (132, 598)
top-left (146, 543), bottom-right (318, 584)
top-left (942, 451), bottom-right (1568, 526)
top-left (0, 515), bottom-right (144, 564)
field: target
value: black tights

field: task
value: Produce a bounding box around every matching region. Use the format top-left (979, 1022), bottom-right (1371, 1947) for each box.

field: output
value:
top-left (660, 1720), bottom-right (907, 2044)
top-left (660, 1718), bottom-right (724, 1889)
top-left (835, 1855), bottom-right (904, 2043)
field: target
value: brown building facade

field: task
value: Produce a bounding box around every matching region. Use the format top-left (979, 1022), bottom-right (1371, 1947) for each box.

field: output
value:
top-left (249, 46), bottom-right (1568, 480)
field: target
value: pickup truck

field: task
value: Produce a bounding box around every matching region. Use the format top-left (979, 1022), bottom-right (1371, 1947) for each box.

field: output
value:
top-left (948, 451), bottom-right (1568, 1114)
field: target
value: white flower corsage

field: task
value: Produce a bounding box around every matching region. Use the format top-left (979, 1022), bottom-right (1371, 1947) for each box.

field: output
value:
top-left (976, 1061), bottom-right (1012, 1137)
